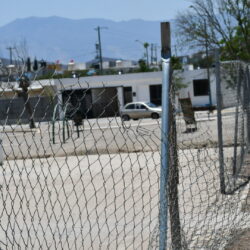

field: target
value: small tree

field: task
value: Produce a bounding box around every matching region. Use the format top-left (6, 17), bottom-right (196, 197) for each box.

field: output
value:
top-left (176, 0), bottom-right (250, 61)
top-left (138, 59), bottom-right (148, 72)
top-left (26, 57), bottom-right (31, 72)
top-left (171, 56), bottom-right (187, 92)
top-left (171, 56), bottom-right (182, 70)
top-left (40, 60), bottom-right (47, 68)
top-left (18, 75), bottom-right (36, 129)
top-left (33, 57), bottom-right (38, 71)
top-left (143, 42), bottom-right (150, 67)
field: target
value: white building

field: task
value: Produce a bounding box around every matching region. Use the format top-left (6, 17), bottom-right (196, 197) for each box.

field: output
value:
top-left (41, 65), bottom-right (237, 118)
top-left (1, 63), bottom-right (238, 122)
top-left (53, 71), bottom-right (163, 118)
top-left (86, 58), bottom-right (138, 72)
top-left (67, 60), bottom-right (87, 71)
top-left (176, 67), bottom-right (217, 109)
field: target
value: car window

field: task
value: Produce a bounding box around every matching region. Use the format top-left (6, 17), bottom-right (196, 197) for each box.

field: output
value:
top-left (146, 102), bottom-right (157, 108)
top-left (125, 104), bottom-right (135, 109)
top-left (137, 104), bottom-right (147, 110)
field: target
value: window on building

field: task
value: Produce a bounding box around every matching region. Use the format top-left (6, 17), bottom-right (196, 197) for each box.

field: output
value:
top-left (193, 79), bottom-right (209, 96)
top-left (150, 85), bottom-right (162, 106)
top-left (123, 87), bottom-right (133, 104)
top-left (109, 61), bottom-right (116, 67)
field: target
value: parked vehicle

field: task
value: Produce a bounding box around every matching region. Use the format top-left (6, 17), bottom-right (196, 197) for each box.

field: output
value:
top-left (86, 69), bottom-right (96, 76)
top-left (120, 102), bottom-right (162, 121)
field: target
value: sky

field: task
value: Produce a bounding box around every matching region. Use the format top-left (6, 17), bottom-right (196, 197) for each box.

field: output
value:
top-left (0, 0), bottom-right (191, 27)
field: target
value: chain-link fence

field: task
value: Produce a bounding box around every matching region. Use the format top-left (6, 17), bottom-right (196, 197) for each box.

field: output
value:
top-left (219, 61), bottom-right (250, 194)
top-left (151, 57), bottom-right (250, 249)
top-left (0, 73), bottom-right (162, 249)
top-left (0, 58), bottom-right (249, 249)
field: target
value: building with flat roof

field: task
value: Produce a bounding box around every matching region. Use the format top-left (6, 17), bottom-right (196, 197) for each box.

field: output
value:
top-left (0, 62), bottom-right (242, 124)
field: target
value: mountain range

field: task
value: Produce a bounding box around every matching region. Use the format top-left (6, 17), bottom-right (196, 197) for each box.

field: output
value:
top-left (0, 16), bottom-right (181, 64)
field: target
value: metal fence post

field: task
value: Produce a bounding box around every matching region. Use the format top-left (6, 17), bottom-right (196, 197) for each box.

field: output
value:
top-left (246, 67), bottom-right (250, 150)
top-left (52, 103), bottom-right (59, 144)
top-left (215, 49), bottom-right (226, 194)
top-left (0, 138), bottom-right (3, 166)
top-left (232, 65), bottom-right (242, 176)
top-left (159, 22), bottom-right (171, 250)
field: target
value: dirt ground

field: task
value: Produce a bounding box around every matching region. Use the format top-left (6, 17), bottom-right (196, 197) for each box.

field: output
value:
top-left (225, 230), bottom-right (250, 250)
top-left (0, 110), bottom-right (249, 249)
top-left (0, 147), bottom-right (249, 249)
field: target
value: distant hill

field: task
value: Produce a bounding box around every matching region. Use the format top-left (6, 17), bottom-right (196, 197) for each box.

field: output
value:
top-left (0, 16), bottom-right (180, 63)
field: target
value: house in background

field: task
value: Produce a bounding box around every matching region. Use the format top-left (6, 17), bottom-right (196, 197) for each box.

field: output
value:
top-left (86, 57), bottom-right (138, 73)
top-left (0, 78), bottom-right (56, 125)
top-left (0, 61), bottom-right (241, 124)
top-left (176, 61), bottom-right (242, 110)
top-left (54, 71), bottom-right (163, 119)
top-left (52, 64), bottom-right (235, 120)
top-left (67, 60), bottom-right (87, 71)
top-left (176, 65), bottom-right (217, 109)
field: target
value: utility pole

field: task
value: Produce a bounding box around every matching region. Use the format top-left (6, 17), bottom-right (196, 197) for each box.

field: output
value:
top-left (95, 43), bottom-right (99, 59)
top-left (144, 42), bottom-right (149, 68)
top-left (151, 43), bottom-right (154, 65)
top-left (6, 47), bottom-right (15, 65)
top-left (94, 26), bottom-right (107, 74)
top-left (154, 44), bottom-right (158, 65)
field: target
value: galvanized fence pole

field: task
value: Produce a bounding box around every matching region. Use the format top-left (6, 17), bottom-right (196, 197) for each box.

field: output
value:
top-left (159, 22), bottom-right (171, 250)
top-left (52, 103), bottom-right (59, 144)
top-left (232, 65), bottom-right (242, 176)
top-left (168, 82), bottom-right (182, 250)
top-left (215, 49), bottom-right (226, 194)
top-left (0, 137), bottom-right (2, 166)
top-left (246, 67), bottom-right (250, 150)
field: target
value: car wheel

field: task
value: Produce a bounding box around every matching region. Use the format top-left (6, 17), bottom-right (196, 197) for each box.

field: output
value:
top-left (151, 113), bottom-right (159, 119)
top-left (122, 115), bottom-right (130, 121)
